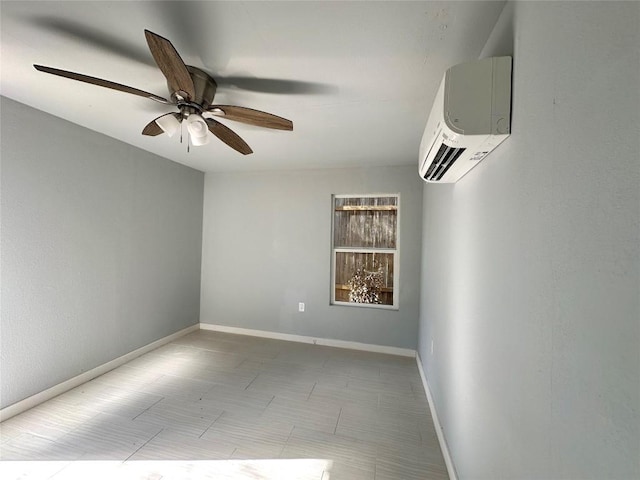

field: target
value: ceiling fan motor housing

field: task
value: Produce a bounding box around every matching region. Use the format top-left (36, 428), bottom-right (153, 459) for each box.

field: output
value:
top-left (174, 66), bottom-right (217, 109)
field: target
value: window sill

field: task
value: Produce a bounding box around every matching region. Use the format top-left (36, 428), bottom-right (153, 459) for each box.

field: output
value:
top-left (331, 301), bottom-right (399, 311)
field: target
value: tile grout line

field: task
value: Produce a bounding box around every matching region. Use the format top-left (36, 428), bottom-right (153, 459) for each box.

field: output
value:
top-left (131, 397), bottom-right (165, 421)
top-left (285, 425), bottom-right (295, 444)
top-left (264, 395), bottom-right (276, 409)
top-left (199, 411), bottom-right (224, 439)
top-left (124, 427), bottom-right (164, 462)
top-left (306, 382), bottom-right (317, 400)
top-left (333, 407), bottom-right (343, 435)
top-left (244, 373), bottom-right (261, 391)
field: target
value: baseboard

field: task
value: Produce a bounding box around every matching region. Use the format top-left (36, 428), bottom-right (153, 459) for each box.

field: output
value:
top-left (0, 324), bottom-right (200, 422)
top-left (199, 323), bottom-right (416, 358)
top-left (416, 353), bottom-right (458, 480)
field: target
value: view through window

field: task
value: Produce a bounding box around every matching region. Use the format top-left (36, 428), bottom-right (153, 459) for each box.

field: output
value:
top-left (331, 194), bottom-right (398, 308)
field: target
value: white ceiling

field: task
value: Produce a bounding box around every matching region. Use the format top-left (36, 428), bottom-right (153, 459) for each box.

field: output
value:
top-left (1, 1), bottom-right (505, 173)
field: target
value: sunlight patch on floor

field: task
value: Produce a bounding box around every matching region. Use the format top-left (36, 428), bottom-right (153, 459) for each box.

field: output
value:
top-left (0, 458), bottom-right (333, 480)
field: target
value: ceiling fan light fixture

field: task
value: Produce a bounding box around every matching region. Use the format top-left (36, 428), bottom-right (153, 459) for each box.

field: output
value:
top-left (186, 114), bottom-right (210, 146)
top-left (156, 114), bottom-right (181, 137)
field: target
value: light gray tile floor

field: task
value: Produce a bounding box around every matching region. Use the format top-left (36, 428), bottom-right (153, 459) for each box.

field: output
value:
top-left (0, 330), bottom-right (448, 479)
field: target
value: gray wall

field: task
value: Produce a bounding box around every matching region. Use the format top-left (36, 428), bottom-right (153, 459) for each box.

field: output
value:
top-left (1, 97), bottom-right (204, 409)
top-left (418, 2), bottom-right (639, 479)
top-left (201, 166), bottom-right (423, 349)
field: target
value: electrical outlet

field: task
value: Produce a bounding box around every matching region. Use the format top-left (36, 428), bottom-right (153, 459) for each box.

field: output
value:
top-left (298, 302), bottom-right (305, 312)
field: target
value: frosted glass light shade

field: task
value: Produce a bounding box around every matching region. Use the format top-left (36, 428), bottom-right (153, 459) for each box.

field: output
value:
top-left (187, 114), bottom-right (210, 146)
top-left (155, 114), bottom-right (181, 137)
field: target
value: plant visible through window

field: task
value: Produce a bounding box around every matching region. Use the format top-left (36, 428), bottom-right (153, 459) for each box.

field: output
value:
top-left (347, 264), bottom-right (384, 304)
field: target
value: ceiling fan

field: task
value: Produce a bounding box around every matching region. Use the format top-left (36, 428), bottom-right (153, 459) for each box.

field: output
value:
top-left (34, 30), bottom-right (293, 155)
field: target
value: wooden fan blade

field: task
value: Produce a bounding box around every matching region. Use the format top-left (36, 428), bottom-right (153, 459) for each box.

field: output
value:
top-left (142, 113), bottom-right (181, 136)
top-left (205, 118), bottom-right (253, 155)
top-left (34, 65), bottom-right (169, 103)
top-left (142, 119), bottom-right (163, 136)
top-left (207, 105), bottom-right (293, 131)
top-left (144, 30), bottom-right (195, 100)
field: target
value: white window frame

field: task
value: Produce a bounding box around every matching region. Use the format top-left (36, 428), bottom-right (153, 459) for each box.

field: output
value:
top-left (330, 193), bottom-right (400, 310)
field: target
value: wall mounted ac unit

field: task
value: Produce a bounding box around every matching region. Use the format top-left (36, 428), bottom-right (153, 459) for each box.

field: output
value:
top-left (419, 56), bottom-right (512, 183)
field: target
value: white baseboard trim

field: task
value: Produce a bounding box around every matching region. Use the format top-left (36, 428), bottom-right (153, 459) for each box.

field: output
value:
top-left (416, 353), bottom-right (458, 480)
top-left (199, 323), bottom-right (416, 358)
top-left (0, 324), bottom-right (200, 422)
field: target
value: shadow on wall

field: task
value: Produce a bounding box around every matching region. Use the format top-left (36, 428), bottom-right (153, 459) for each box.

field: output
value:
top-left (479, 1), bottom-right (514, 144)
top-left (480, 2), bottom-right (514, 59)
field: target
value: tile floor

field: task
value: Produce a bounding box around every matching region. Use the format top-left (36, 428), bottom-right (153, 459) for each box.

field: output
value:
top-left (0, 330), bottom-right (448, 479)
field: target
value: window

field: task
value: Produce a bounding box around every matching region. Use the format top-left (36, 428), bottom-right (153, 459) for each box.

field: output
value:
top-left (331, 194), bottom-right (399, 309)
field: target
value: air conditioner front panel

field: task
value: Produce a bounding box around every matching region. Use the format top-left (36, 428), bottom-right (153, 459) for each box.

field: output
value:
top-left (418, 56), bottom-right (512, 183)
top-left (445, 58), bottom-right (494, 136)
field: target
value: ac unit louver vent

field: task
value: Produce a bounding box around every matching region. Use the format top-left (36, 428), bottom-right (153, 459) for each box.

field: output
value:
top-left (423, 144), bottom-right (466, 181)
top-left (418, 56), bottom-right (512, 183)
